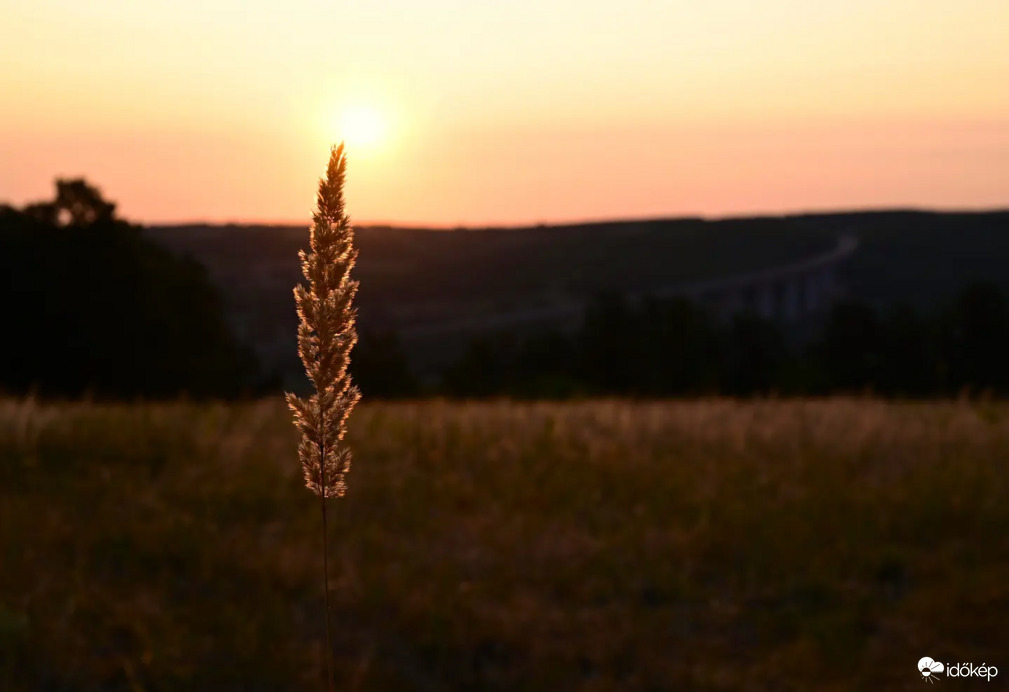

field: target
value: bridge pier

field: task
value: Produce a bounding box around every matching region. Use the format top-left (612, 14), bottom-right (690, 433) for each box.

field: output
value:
top-left (682, 236), bottom-right (856, 324)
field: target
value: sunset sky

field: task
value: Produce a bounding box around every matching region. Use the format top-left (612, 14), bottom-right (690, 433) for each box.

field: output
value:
top-left (2, 0), bottom-right (1007, 226)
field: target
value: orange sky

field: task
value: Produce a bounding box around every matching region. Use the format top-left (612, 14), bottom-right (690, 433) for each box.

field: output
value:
top-left (1, 0), bottom-right (1007, 226)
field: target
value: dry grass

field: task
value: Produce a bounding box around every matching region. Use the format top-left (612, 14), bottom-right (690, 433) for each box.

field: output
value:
top-left (1, 398), bottom-right (1006, 691)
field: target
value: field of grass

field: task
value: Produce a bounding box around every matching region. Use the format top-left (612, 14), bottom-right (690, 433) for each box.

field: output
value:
top-left (1, 398), bottom-right (1006, 691)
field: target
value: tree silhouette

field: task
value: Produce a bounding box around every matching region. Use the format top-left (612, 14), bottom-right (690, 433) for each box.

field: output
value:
top-left (939, 282), bottom-right (1009, 394)
top-left (0, 179), bottom-right (256, 398)
top-left (23, 178), bottom-right (116, 227)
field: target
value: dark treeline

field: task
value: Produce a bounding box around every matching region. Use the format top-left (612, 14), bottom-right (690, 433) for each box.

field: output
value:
top-left (359, 282), bottom-right (1009, 399)
top-left (5, 180), bottom-right (1008, 401)
top-left (0, 180), bottom-right (258, 398)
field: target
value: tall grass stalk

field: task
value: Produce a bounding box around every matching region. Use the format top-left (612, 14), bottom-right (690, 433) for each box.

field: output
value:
top-left (287, 143), bottom-right (361, 691)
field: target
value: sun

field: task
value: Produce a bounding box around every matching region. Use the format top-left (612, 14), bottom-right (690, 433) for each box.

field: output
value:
top-left (338, 105), bottom-right (386, 151)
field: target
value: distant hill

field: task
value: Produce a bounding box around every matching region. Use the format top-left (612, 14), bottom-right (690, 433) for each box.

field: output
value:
top-left (815, 210), bottom-right (1009, 308)
top-left (145, 210), bottom-right (1009, 383)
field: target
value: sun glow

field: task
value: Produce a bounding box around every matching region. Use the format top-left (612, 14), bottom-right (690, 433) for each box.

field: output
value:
top-left (338, 105), bottom-right (387, 152)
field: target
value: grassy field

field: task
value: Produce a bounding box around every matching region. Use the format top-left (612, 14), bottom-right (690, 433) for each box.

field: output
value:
top-left (1, 398), bottom-right (1006, 691)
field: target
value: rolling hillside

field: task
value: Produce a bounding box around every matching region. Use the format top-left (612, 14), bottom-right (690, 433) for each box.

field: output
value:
top-left (145, 210), bottom-right (1009, 382)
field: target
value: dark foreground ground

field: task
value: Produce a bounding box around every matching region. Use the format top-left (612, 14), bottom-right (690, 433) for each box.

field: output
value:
top-left (1, 399), bottom-right (1006, 691)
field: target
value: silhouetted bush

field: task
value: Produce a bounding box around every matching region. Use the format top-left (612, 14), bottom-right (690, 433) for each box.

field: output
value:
top-left (351, 330), bottom-right (420, 398)
top-left (0, 180), bottom-right (257, 398)
top-left (442, 336), bottom-right (519, 397)
top-left (808, 300), bottom-right (885, 393)
top-left (878, 304), bottom-right (940, 396)
top-left (720, 313), bottom-right (788, 395)
top-left (937, 282), bottom-right (1009, 395)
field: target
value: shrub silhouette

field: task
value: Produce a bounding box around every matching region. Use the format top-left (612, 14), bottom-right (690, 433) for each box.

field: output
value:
top-left (351, 330), bottom-right (419, 398)
top-left (938, 281), bottom-right (1009, 394)
top-left (0, 179), bottom-right (255, 398)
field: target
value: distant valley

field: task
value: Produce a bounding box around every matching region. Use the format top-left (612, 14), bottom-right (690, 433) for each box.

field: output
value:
top-left (145, 210), bottom-right (1009, 384)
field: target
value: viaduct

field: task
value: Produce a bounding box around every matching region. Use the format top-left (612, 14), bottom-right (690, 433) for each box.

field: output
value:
top-left (399, 234), bottom-right (860, 341)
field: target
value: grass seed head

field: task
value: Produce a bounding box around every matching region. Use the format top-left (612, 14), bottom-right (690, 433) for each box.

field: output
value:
top-left (286, 143), bottom-right (361, 498)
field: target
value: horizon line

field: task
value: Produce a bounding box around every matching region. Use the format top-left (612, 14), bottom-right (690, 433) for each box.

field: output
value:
top-left (144, 204), bottom-right (1009, 230)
